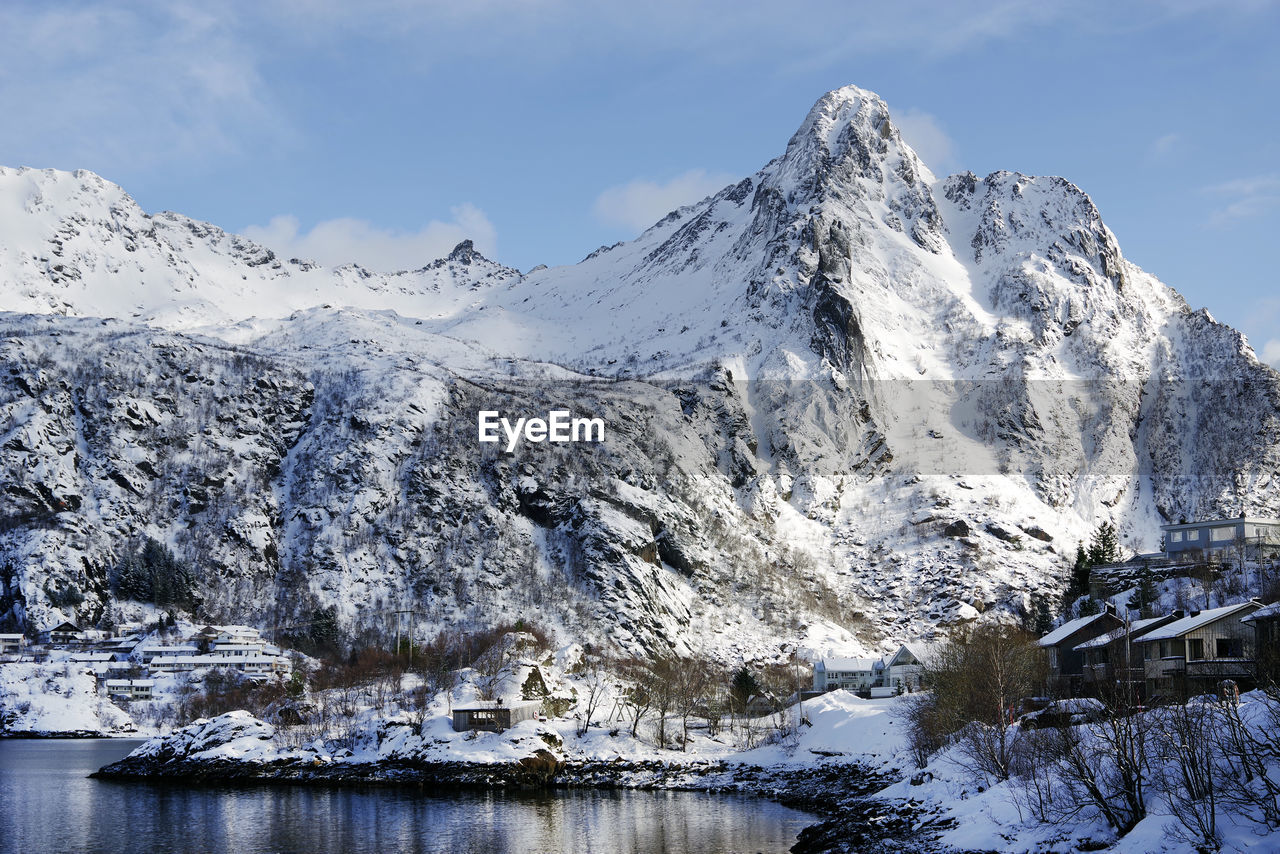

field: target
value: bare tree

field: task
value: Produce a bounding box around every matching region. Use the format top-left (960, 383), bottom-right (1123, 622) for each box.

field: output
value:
top-left (910, 623), bottom-right (1045, 783)
top-left (575, 651), bottom-right (611, 737)
top-left (1216, 689), bottom-right (1280, 831)
top-left (647, 656), bottom-right (678, 748)
top-left (616, 658), bottom-right (654, 739)
top-left (1047, 688), bottom-right (1150, 835)
top-left (1152, 701), bottom-right (1221, 851)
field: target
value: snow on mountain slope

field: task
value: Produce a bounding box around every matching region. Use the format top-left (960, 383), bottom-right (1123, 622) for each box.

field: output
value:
top-left (0, 166), bottom-right (521, 328)
top-left (1, 85), bottom-right (1278, 661)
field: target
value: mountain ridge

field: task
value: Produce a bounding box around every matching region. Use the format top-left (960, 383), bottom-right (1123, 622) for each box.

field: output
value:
top-left (1, 86), bottom-right (1277, 662)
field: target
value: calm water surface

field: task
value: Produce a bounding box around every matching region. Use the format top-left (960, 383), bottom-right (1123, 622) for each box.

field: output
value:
top-left (0, 739), bottom-right (814, 854)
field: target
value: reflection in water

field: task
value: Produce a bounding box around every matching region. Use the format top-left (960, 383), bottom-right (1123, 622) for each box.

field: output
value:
top-left (0, 740), bottom-right (813, 854)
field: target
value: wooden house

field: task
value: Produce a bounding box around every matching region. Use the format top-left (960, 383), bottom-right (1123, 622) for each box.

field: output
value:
top-left (883, 644), bottom-right (926, 693)
top-left (1162, 516), bottom-right (1280, 560)
top-left (1137, 600), bottom-right (1262, 700)
top-left (104, 679), bottom-right (155, 701)
top-left (1242, 602), bottom-right (1280, 685)
top-left (1073, 612), bottom-right (1179, 701)
top-left (813, 657), bottom-right (882, 693)
top-left (1037, 607), bottom-right (1125, 695)
top-left (38, 621), bottom-right (82, 645)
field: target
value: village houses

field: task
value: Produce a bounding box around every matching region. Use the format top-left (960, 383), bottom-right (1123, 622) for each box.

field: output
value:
top-left (1135, 600), bottom-right (1262, 701)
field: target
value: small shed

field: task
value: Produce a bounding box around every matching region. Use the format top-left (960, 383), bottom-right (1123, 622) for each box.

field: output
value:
top-left (451, 700), bottom-right (542, 733)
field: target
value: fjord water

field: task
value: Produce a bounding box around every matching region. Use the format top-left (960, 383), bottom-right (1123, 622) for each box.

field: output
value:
top-left (0, 739), bottom-right (813, 853)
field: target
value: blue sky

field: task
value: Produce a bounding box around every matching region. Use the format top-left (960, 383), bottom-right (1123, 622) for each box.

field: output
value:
top-left (2, 1), bottom-right (1278, 364)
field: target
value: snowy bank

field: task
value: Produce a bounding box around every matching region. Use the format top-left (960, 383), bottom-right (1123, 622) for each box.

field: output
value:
top-left (91, 694), bottom-right (955, 853)
top-left (0, 662), bottom-right (136, 737)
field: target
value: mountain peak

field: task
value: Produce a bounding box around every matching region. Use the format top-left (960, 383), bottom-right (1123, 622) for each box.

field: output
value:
top-left (793, 85), bottom-right (892, 152)
top-left (447, 239), bottom-right (479, 264)
top-left (772, 84), bottom-right (936, 198)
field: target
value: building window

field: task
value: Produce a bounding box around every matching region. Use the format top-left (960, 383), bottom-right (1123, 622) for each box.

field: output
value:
top-left (1216, 638), bottom-right (1243, 659)
top-left (1187, 639), bottom-right (1204, 660)
top-left (1211, 526), bottom-right (1236, 543)
top-left (1171, 531), bottom-right (1184, 543)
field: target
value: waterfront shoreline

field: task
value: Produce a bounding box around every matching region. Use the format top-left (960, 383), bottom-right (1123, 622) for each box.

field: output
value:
top-left (91, 751), bottom-right (952, 853)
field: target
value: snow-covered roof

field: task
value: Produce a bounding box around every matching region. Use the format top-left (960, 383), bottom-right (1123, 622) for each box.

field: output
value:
top-left (1140, 602), bottom-right (1261, 642)
top-left (143, 645), bottom-right (200, 654)
top-left (1073, 616), bottom-right (1171, 650)
top-left (154, 655), bottom-right (282, 666)
top-left (1242, 602), bottom-right (1280, 623)
top-left (818, 657), bottom-right (881, 671)
top-left (883, 644), bottom-right (925, 668)
top-left (1037, 611), bottom-right (1118, 648)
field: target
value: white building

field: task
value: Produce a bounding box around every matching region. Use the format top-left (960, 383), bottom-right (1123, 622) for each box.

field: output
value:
top-left (813, 657), bottom-right (882, 692)
top-left (104, 679), bottom-right (155, 701)
top-left (882, 644), bottom-right (926, 692)
top-left (1163, 516), bottom-right (1280, 559)
top-left (150, 654), bottom-right (290, 678)
top-left (137, 643), bottom-right (200, 663)
top-left (210, 642), bottom-right (265, 657)
top-left (814, 644), bottom-right (929, 695)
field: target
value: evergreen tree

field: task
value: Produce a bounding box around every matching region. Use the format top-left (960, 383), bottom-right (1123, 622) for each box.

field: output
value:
top-left (309, 605), bottom-right (343, 655)
top-left (110, 538), bottom-right (195, 608)
top-left (1135, 566), bottom-right (1158, 619)
top-left (114, 550), bottom-right (151, 601)
top-left (1070, 543), bottom-right (1092, 596)
top-left (1087, 521), bottom-right (1121, 566)
top-left (1031, 592), bottom-right (1054, 636)
top-left (729, 666), bottom-right (760, 711)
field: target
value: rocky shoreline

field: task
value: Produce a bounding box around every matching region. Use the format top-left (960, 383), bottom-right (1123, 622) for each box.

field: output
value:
top-left (92, 750), bottom-right (955, 853)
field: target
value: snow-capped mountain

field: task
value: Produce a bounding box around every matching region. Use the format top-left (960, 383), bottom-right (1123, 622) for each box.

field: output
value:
top-left (2, 86), bottom-right (1277, 662)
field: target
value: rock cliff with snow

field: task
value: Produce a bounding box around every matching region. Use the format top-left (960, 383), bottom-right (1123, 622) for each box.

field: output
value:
top-left (2, 85), bottom-right (1278, 660)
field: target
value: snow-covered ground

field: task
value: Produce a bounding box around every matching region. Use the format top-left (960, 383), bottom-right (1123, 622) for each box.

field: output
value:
top-left (130, 689), bottom-right (901, 772)
top-left (882, 690), bottom-right (1280, 853)
top-left (0, 662), bottom-right (135, 735)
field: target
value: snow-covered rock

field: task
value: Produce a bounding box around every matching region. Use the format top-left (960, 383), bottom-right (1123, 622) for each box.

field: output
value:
top-left (130, 710), bottom-right (276, 763)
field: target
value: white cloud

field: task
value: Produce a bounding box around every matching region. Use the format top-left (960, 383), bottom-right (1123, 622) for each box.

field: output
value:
top-left (592, 169), bottom-right (737, 233)
top-left (1205, 173), bottom-right (1280, 225)
top-left (0, 2), bottom-right (282, 171)
top-left (1262, 340), bottom-right (1280, 369)
top-left (1149, 132), bottom-right (1180, 159)
top-left (243, 204), bottom-right (497, 271)
top-left (892, 109), bottom-right (956, 171)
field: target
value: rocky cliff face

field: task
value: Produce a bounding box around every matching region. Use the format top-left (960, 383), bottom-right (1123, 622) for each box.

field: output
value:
top-left (2, 85), bottom-right (1277, 660)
